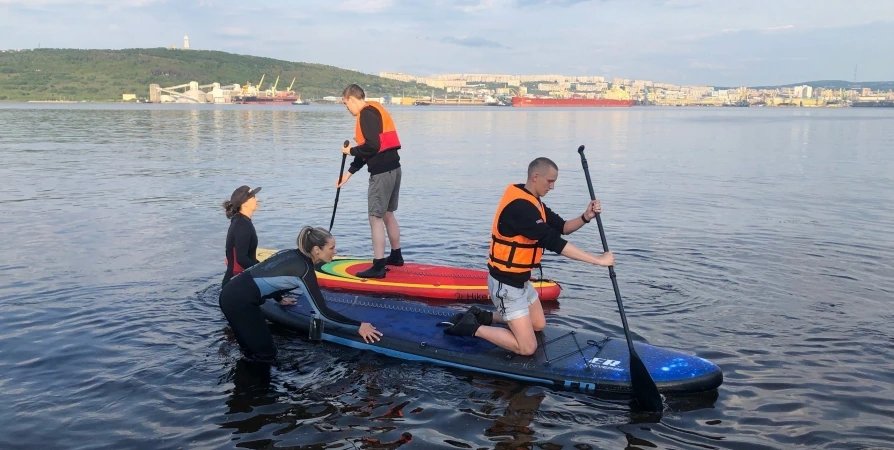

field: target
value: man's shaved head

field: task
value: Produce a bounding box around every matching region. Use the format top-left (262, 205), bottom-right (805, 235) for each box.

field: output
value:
top-left (527, 157), bottom-right (558, 180)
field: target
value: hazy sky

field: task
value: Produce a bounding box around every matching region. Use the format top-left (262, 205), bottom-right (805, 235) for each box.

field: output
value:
top-left (2, 0), bottom-right (893, 86)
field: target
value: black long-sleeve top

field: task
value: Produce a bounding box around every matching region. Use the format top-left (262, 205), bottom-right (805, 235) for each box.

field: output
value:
top-left (223, 213), bottom-right (258, 287)
top-left (230, 249), bottom-right (361, 326)
top-left (347, 105), bottom-right (401, 176)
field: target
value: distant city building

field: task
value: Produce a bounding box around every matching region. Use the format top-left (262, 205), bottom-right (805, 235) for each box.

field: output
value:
top-left (575, 83), bottom-right (608, 92)
top-left (184, 35), bottom-right (190, 50)
top-left (414, 78), bottom-right (466, 89)
top-left (793, 85), bottom-right (813, 98)
top-left (379, 72), bottom-right (416, 82)
top-left (372, 69), bottom-right (886, 107)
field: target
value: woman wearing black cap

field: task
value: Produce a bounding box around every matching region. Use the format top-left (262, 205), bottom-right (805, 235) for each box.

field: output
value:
top-left (222, 185), bottom-right (262, 287)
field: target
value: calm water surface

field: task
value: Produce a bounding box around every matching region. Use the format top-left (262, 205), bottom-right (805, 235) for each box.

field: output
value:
top-left (1, 103), bottom-right (892, 449)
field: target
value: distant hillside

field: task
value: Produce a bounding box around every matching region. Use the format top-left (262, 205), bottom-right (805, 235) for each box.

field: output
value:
top-left (0, 48), bottom-right (440, 101)
top-left (741, 80), bottom-right (894, 91)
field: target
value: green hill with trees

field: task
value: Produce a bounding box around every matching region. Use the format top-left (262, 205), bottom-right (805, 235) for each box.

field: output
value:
top-left (0, 48), bottom-right (439, 102)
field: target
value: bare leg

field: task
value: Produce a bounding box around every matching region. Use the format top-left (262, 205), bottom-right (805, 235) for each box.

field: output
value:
top-left (528, 300), bottom-right (546, 331)
top-left (369, 215), bottom-right (386, 259)
top-left (383, 211), bottom-right (401, 251)
top-left (474, 315), bottom-right (538, 356)
top-left (490, 300), bottom-right (543, 329)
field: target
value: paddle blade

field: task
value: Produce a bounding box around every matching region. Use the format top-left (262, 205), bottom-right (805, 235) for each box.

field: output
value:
top-left (629, 350), bottom-right (663, 412)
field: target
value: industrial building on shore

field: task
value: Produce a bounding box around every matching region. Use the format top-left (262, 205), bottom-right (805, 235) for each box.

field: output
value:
top-left (148, 74), bottom-right (310, 105)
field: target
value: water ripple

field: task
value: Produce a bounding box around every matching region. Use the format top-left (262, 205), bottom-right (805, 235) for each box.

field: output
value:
top-left (1, 105), bottom-right (892, 449)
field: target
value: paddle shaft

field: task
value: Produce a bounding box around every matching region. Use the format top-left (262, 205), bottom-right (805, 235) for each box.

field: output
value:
top-left (329, 140), bottom-right (349, 232)
top-left (577, 144), bottom-right (662, 412)
top-left (577, 146), bottom-right (635, 349)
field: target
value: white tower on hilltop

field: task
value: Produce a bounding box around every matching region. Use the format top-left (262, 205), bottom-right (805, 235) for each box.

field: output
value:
top-left (183, 35), bottom-right (190, 50)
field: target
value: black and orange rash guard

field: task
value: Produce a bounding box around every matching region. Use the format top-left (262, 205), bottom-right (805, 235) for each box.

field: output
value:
top-left (223, 213), bottom-right (258, 287)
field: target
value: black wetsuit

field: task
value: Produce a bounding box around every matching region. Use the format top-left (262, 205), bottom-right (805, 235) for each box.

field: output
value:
top-left (223, 213), bottom-right (258, 287)
top-left (218, 249), bottom-right (361, 361)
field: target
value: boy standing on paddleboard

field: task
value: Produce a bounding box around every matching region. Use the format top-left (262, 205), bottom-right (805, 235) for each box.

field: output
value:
top-left (337, 84), bottom-right (404, 279)
top-left (444, 157), bottom-right (615, 356)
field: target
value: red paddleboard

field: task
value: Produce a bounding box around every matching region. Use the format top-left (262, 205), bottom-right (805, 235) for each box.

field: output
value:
top-left (255, 249), bottom-right (561, 302)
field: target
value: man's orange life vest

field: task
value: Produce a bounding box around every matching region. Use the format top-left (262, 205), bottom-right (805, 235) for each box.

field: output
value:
top-left (354, 101), bottom-right (401, 153)
top-left (488, 184), bottom-right (546, 273)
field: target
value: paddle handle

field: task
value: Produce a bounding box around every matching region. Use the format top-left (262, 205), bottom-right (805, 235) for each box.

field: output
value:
top-left (329, 140), bottom-right (349, 232)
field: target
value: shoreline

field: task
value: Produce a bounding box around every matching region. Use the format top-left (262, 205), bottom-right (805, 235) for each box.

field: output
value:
top-left (1, 100), bottom-right (889, 108)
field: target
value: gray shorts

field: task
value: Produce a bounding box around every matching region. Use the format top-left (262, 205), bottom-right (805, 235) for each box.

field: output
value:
top-left (488, 274), bottom-right (539, 321)
top-left (368, 167), bottom-right (401, 218)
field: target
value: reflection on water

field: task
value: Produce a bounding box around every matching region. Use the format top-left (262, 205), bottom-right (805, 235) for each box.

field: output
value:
top-left (0, 104), bottom-right (892, 449)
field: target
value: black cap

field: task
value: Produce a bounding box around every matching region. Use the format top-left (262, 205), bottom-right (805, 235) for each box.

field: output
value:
top-left (230, 185), bottom-right (261, 208)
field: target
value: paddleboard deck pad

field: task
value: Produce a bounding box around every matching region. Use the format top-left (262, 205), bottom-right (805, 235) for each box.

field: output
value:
top-left (256, 249), bottom-right (562, 302)
top-left (260, 291), bottom-right (723, 395)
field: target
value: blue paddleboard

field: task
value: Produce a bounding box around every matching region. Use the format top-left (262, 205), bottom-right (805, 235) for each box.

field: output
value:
top-left (260, 292), bottom-right (723, 395)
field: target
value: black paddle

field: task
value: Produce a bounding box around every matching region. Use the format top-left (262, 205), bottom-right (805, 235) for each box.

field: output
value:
top-left (577, 144), bottom-right (663, 413)
top-left (329, 140), bottom-right (349, 232)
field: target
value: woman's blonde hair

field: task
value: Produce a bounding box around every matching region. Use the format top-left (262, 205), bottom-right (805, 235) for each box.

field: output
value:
top-left (297, 226), bottom-right (332, 257)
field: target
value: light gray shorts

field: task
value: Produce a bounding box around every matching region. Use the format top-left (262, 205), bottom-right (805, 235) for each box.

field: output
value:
top-left (487, 274), bottom-right (540, 322)
top-left (368, 167), bottom-right (401, 218)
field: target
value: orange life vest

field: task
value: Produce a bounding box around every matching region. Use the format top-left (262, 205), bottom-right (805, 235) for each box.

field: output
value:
top-left (488, 184), bottom-right (546, 273)
top-left (354, 101), bottom-right (401, 153)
